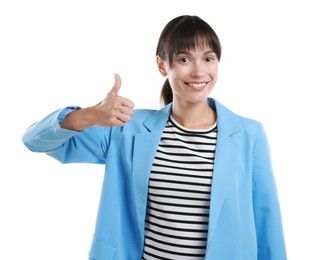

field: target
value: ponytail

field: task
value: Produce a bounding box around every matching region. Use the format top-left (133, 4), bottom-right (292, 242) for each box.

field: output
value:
top-left (160, 79), bottom-right (173, 107)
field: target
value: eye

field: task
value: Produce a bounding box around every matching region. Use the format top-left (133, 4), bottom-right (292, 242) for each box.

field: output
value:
top-left (179, 57), bottom-right (189, 63)
top-left (206, 57), bottom-right (215, 62)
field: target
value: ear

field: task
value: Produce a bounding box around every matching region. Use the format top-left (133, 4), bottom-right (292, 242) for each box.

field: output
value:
top-left (156, 56), bottom-right (167, 77)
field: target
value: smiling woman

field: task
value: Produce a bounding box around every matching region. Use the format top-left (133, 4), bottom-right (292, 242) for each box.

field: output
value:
top-left (22, 15), bottom-right (287, 260)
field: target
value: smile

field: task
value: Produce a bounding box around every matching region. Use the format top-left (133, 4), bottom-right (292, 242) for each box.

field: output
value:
top-left (188, 82), bottom-right (207, 89)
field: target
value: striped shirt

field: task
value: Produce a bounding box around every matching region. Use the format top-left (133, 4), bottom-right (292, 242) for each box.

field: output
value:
top-left (142, 116), bottom-right (218, 260)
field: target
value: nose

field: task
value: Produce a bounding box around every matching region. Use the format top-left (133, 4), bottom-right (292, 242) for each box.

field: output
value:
top-left (190, 60), bottom-right (205, 78)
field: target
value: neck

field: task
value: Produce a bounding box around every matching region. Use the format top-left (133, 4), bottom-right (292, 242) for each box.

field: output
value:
top-left (171, 100), bottom-right (216, 129)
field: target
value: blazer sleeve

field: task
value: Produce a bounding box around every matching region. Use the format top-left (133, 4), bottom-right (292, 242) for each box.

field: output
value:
top-left (22, 107), bottom-right (110, 164)
top-left (252, 124), bottom-right (287, 259)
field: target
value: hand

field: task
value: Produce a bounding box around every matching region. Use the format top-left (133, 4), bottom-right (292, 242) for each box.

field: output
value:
top-left (94, 73), bottom-right (135, 126)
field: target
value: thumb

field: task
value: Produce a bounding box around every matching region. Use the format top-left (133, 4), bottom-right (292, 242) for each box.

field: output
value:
top-left (108, 73), bottom-right (122, 96)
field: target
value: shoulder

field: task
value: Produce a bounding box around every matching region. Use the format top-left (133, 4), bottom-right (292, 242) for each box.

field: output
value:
top-left (132, 109), bottom-right (158, 120)
top-left (125, 108), bottom-right (161, 126)
top-left (237, 113), bottom-right (262, 131)
top-left (237, 114), bottom-right (265, 141)
top-left (212, 98), bottom-right (264, 138)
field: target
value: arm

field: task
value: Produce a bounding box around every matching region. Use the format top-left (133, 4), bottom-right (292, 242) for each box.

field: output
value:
top-left (252, 124), bottom-right (287, 259)
top-left (22, 73), bottom-right (134, 163)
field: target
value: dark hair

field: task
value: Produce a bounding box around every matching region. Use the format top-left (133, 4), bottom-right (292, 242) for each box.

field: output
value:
top-left (156, 15), bottom-right (222, 106)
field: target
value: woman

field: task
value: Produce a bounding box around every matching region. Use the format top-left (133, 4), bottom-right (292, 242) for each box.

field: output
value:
top-left (22, 15), bottom-right (287, 259)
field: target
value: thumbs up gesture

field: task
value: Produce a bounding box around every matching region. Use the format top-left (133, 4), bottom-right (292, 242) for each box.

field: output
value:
top-left (60, 73), bottom-right (134, 130)
top-left (94, 73), bottom-right (135, 126)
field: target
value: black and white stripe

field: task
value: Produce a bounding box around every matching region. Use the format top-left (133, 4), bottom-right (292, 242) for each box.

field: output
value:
top-left (142, 116), bottom-right (218, 260)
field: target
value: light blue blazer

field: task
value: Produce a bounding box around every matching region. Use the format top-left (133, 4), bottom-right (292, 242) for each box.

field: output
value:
top-left (22, 98), bottom-right (287, 260)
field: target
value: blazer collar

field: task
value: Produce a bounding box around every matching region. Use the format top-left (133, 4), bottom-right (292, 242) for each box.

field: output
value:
top-left (141, 103), bottom-right (171, 132)
top-left (209, 98), bottom-right (242, 136)
top-left (142, 98), bottom-right (242, 136)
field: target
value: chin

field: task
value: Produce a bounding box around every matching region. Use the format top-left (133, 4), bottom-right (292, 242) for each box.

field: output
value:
top-left (187, 97), bottom-right (208, 104)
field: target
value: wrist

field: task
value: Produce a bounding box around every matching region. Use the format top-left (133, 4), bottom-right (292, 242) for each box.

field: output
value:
top-left (60, 107), bottom-right (95, 131)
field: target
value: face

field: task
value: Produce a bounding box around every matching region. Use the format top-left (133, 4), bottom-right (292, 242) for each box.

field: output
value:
top-left (158, 46), bottom-right (219, 106)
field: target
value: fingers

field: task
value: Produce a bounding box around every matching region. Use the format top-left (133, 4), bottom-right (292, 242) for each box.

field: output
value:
top-left (105, 105), bottom-right (133, 127)
top-left (118, 96), bottom-right (135, 110)
top-left (118, 103), bottom-right (134, 116)
top-left (113, 97), bottom-right (134, 121)
top-left (117, 110), bottom-right (133, 124)
top-left (108, 73), bottom-right (122, 96)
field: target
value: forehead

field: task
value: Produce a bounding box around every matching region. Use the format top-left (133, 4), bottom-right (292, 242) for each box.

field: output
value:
top-left (175, 41), bottom-right (214, 55)
top-left (173, 37), bottom-right (213, 53)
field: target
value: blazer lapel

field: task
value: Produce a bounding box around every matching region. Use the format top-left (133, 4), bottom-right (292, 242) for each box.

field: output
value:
top-left (207, 131), bottom-right (241, 242)
top-left (131, 105), bottom-right (171, 241)
top-left (206, 99), bottom-right (242, 243)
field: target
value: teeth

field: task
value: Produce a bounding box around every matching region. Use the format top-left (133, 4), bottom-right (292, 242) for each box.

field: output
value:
top-left (190, 83), bottom-right (206, 88)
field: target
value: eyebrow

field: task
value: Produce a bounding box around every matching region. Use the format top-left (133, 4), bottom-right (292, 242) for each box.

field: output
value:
top-left (176, 50), bottom-right (215, 55)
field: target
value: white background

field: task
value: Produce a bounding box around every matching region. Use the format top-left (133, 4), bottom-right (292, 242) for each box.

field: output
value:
top-left (1, 0), bottom-right (313, 259)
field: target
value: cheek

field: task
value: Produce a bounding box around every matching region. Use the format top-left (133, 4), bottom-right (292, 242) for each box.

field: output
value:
top-left (209, 64), bottom-right (219, 79)
top-left (167, 69), bottom-right (180, 84)
top-left (167, 72), bottom-right (184, 93)
top-left (214, 63), bottom-right (219, 73)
